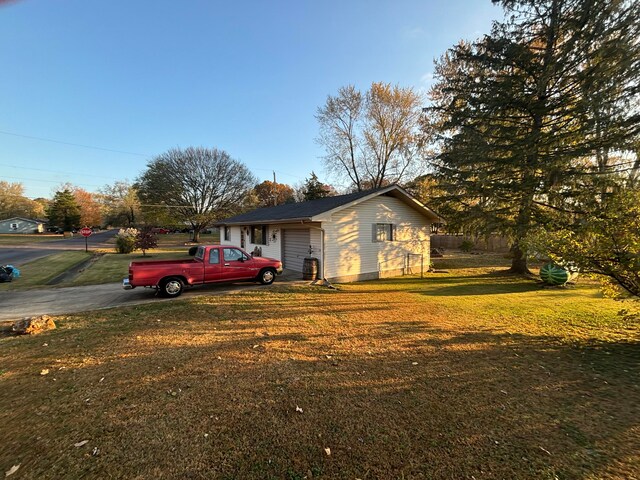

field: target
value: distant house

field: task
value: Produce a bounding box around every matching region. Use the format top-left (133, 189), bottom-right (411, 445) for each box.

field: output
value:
top-left (218, 185), bottom-right (441, 283)
top-left (0, 217), bottom-right (47, 234)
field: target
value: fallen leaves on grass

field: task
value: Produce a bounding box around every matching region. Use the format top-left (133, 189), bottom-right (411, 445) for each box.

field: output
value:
top-left (5, 464), bottom-right (20, 477)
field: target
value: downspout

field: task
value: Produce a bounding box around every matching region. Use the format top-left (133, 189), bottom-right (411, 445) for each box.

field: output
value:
top-left (307, 224), bottom-right (326, 280)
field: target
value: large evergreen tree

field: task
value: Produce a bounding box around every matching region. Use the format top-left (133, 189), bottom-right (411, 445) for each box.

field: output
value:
top-left (428, 0), bottom-right (639, 273)
top-left (46, 189), bottom-right (82, 231)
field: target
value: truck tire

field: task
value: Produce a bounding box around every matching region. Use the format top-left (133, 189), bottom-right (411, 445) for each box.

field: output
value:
top-left (258, 268), bottom-right (276, 285)
top-left (159, 277), bottom-right (184, 298)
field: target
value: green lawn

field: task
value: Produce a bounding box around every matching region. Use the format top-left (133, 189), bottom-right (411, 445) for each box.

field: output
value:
top-left (68, 248), bottom-right (192, 286)
top-left (0, 234), bottom-right (63, 245)
top-left (1, 255), bottom-right (638, 479)
top-left (0, 251), bottom-right (91, 290)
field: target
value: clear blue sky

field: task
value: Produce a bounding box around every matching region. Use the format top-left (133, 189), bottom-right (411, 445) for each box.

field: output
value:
top-left (0, 0), bottom-right (501, 199)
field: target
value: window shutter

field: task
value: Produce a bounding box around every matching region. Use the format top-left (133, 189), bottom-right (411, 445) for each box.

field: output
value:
top-left (372, 224), bottom-right (378, 242)
top-left (391, 224), bottom-right (397, 241)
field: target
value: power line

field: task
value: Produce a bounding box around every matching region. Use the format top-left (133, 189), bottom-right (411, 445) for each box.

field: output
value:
top-left (0, 163), bottom-right (126, 181)
top-left (0, 129), bottom-right (150, 157)
top-left (1, 175), bottom-right (104, 189)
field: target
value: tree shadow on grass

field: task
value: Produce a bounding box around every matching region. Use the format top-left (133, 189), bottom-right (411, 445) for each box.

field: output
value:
top-left (1, 299), bottom-right (639, 480)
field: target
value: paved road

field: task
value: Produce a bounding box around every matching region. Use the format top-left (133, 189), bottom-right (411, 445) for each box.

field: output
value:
top-left (0, 229), bottom-right (118, 267)
top-left (0, 281), bottom-right (266, 321)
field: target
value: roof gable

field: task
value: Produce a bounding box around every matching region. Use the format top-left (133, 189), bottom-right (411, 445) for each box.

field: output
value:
top-left (219, 186), bottom-right (441, 225)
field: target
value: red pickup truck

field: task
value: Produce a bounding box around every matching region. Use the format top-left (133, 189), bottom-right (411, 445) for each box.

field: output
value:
top-left (123, 245), bottom-right (283, 298)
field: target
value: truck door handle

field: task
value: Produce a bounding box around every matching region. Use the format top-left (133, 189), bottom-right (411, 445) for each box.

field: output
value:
top-left (224, 263), bottom-right (230, 266)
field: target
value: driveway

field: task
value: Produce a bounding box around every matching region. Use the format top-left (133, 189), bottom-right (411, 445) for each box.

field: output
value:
top-left (0, 281), bottom-right (269, 321)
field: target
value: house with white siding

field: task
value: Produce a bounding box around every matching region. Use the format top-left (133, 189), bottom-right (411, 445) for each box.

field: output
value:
top-left (217, 186), bottom-right (441, 283)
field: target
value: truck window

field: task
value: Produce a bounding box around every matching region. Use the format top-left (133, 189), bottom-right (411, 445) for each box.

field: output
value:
top-left (195, 246), bottom-right (205, 261)
top-left (209, 249), bottom-right (220, 264)
top-left (223, 248), bottom-right (246, 262)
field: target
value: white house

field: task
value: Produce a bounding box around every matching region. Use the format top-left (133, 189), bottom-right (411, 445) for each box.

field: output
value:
top-left (218, 185), bottom-right (441, 283)
top-left (0, 217), bottom-right (47, 234)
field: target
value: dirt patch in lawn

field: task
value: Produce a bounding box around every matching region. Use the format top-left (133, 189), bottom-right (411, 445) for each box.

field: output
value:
top-left (0, 265), bottom-right (638, 479)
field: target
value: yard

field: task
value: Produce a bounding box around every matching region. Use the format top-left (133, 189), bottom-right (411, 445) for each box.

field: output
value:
top-left (0, 255), bottom-right (638, 479)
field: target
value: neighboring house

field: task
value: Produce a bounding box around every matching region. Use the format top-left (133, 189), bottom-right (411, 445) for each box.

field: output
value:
top-left (0, 217), bottom-right (47, 234)
top-left (218, 185), bottom-right (441, 283)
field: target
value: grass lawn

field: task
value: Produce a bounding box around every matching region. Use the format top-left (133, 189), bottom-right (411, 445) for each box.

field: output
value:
top-left (0, 234), bottom-right (63, 245)
top-left (1, 256), bottom-right (638, 479)
top-left (155, 232), bottom-right (221, 247)
top-left (68, 248), bottom-right (192, 286)
top-left (0, 251), bottom-right (91, 291)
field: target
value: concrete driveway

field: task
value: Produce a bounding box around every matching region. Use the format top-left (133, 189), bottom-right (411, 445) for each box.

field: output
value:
top-left (0, 281), bottom-right (269, 321)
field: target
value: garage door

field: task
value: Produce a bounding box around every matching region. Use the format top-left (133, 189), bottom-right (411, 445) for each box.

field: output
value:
top-left (283, 229), bottom-right (310, 272)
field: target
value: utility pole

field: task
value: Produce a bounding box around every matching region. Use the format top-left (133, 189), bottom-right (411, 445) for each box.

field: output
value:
top-left (273, 171), bottom-right (277, 206)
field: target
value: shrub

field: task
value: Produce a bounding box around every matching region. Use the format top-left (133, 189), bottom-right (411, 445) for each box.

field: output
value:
top-left (459, 239), bottom-right (474, 252)
top-left (134, 228), bottom-right (158, 257)
top-left (115, 228), bottom-right (138, 254)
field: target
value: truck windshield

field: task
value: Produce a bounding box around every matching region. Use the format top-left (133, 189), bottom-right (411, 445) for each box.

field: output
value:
top-left (195, 246), bottom-right (205, 261)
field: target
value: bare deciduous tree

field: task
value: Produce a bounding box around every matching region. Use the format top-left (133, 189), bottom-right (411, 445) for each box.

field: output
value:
top-left (136, 147), bottom-right (257, 242)
top-left (316, 82), bottom-right (425, 191)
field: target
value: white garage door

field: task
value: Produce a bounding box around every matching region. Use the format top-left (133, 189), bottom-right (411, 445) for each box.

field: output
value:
top-left (283, 229), bottom-right (310, 272)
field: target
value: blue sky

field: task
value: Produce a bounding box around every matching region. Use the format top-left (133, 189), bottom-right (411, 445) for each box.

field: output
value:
top-left (0, 0), bottom-right (501, 199)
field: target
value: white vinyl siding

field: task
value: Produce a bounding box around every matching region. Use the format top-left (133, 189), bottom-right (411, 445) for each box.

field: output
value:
top-left (323, 195), bottom-right (431, 280)
top-left (282, 229), bottom-right (311, 272)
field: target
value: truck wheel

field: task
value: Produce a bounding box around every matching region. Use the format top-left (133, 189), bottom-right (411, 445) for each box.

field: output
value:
top-left (160, 277), bottom-right (184, 298)
top-left (259, 268), bottom-right (276, 285)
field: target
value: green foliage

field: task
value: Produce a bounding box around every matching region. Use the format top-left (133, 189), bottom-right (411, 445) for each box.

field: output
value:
top-left (115, 228), bottom-right (138, 254)
top-left (524, 189), bottom-right (640, 299)
top-left (459, 240), bottom-right (474, 252)
top-left (100, 181), bottom-right (140, 227)
top-left (427, 0), bottom-right (640, 273)
top-left (46, 189), bottom-right (81, 231)
top-left (134, 228), bottom-right (158, 257)
top-left (301, 172), bottom-right (334, 201)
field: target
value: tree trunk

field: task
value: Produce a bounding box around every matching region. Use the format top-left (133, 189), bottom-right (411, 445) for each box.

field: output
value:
top-left (509, 241), bottom-right (530, 274)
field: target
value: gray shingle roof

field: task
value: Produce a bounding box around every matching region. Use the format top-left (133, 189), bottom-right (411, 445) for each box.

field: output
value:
top-left (220, 187), bottom-right (389, 224)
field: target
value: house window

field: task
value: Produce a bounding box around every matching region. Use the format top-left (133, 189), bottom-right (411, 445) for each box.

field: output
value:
top-left (10, 223), bottom-right (18, 231)
top-left (224, 226), bottom-right (231, 242)
top-left (251, 225), bottom-right (267, 245)
top-left (375, 223), bottom-right (395, 242)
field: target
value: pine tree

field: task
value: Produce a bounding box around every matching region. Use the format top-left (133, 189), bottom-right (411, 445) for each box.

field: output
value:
top-left (428, 0), bottom-right (640, 273)
top-left (301, 172), bottom-right (333, 201)
top-left (46, 189), bottom-right (82, 231)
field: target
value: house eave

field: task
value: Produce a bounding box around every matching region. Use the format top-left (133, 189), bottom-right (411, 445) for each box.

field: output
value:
top-left (216, 217), bottom-right (317, 226)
